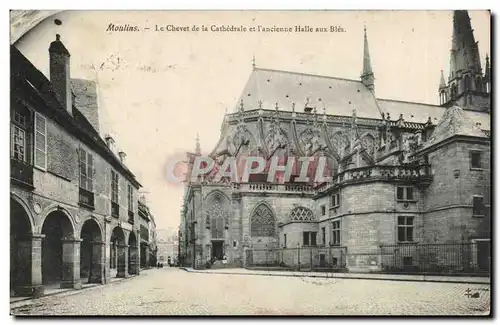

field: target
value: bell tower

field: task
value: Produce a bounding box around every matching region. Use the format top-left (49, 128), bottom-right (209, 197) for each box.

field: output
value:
top-left (439, 10), bottom-right (490, 112)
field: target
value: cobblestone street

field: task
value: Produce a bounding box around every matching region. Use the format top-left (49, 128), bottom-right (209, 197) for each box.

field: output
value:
top-left (11, 268), bottom-right (490, 316)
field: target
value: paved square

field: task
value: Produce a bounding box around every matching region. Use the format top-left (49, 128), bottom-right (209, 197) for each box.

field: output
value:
top-left (10, 268), bottom-right (490, 316)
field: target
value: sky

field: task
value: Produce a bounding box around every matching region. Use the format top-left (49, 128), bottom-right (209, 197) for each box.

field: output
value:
top-left (13, 10), bottom-right (490, 231)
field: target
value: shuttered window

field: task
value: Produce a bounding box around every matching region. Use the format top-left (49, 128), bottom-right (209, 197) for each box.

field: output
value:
top-left (79, 148), bottom-right (94, 191)
top-left (34, 113), bottom-right (47, 169)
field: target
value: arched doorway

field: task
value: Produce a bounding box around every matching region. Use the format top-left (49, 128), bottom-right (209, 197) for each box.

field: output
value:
top-left (110, 227), bottom-right (127, 277)
top-left (10, 198), bottom-right (33, 295)
top-left (80, 219), bottom-right (104, 284)
top-left (205, 191), bottom-right (230, 262)
top-left (128, 232), bottom-right (138, 275)
top-left (41, 209), bottom-right (77, 288)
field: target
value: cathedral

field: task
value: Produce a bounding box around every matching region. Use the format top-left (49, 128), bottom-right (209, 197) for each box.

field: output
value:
top-left (179, 11), bottom-right (491, 273)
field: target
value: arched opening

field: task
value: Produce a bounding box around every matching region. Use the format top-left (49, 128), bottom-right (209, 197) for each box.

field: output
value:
top-left (331, 132), bottom-right (350, 158)
top-left (41, 210), bottom-right (74, 286)
top-left (250, 203), bottom-right (276, 264)
top-left (80, 219), bottom-right (103, 284)
top-left (440, 90), bottom-right (447, 105)
top-left (10, 198), bottom-right (33, 295)
top-left (451, 84), bottom-right (458, 98)
top-left (205, 191), bottom-right (230, 262)
top-left (475, 76), bottom-right (483, 92)
top-left (110, 227), bottom-right (127, 277)
top-left (128, 232), bottom-right (138, 275)
top-left (464, 75), bottom-right (472, 92)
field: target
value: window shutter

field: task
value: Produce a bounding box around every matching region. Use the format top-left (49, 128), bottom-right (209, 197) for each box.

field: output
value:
top-left (87, 153), bottom-right (94, 191)
top-left (34, 113), bottom-right (47, 169)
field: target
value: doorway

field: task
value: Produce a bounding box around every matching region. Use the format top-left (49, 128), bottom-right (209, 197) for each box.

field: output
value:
top-left (211, 241), bottom-right (224, 260)
top-left (476, 240), bottom-right (490, 272)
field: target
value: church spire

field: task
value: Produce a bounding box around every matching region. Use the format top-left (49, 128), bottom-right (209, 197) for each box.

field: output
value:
top-left (195, 133), bottom-right (201, 155)
top-left (484, 54), bottom-right (490, 81)
top-left (443, 10), bottom-right (489, 111)
top-left (438, 70), bottom-right (448, 105)
top-left (449, 10), bottom-right (482, 79)
top-left (439, 70), bottom-right (447, 89)
top-left (484, 54), bottom-right (491, 93)
top-left (360, 25), bottom-right (375, 92)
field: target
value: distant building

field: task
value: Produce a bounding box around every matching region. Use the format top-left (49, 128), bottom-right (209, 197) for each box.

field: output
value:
top-left (10, 34), bottom-right (146, 297)
top-left (179, 11), bottom-right (490, 273)
top-left (138, 196), bottom-right (158, 268)
top-left (157, 228), bottom-right (179, 265)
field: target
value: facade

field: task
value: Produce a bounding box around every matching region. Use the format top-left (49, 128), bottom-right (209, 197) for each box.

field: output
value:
top-left (138, 198), bottom-right (158, 268)
top-left (10, 34), bottom-right (147, 297)
top-left (179, 11), bottom-right (491, 273)
top-left (157, 228), bottom-right (179, 265)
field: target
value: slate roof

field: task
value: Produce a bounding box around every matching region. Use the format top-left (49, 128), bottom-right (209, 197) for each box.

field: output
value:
top-left (234, 68), bottom-right (383, 119)
top-left (419, 105), bottom-right (488, 152)
top-left (233, 68), bottom-right (490, 133)
top-left (11, 45), bottom-right (142, 188)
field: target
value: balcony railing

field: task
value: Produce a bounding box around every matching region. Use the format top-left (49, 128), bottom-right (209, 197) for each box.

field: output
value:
top-left (316, 164), bottom-right (432, 193)
top-left (111, 202), bottom-right (120, 218)
top-left (78, 188), bottom-right (95, 210)
top-left (235, 183), bottom-right (316, 194)
top-left (10, 158), bottom-right (34, 189)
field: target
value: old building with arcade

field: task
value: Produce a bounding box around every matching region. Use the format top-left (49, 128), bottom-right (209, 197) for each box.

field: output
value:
top-left (10, 34), bottom-right (148, 296)
top-left (180, 11), bottom-right (491, 272)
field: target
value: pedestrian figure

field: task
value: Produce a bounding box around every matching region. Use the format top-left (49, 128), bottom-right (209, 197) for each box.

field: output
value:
top-left (222, 255), bottom-right (227, 267)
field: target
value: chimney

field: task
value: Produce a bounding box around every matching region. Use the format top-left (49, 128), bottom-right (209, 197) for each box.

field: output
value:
top-left (105, 135), bottom-right (115, 151)
top-left (71, 79), bottom-right (100, 132)
top-left (118, 151), bottom-right (126, 163)
top-left (49, 34), bottom-right (72, 115)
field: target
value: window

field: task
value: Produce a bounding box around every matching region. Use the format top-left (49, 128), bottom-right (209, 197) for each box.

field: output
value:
top-left (251, 204), bottom-right (275, 236)
top-left (397, 186), bottom-right (414, 201)
top-left (111, 170), bottom-right (119, 203)
top-left (34, 113), bottom-right (47, 169)
top-left (331, 192), bottom-right (340, 207)
top-left (464, 75), bottom-right (472, 91)
top-left (470, 151), bottom-right (482, 169)
top-left (128, 184), bottom-right (133, 211)
top-left (332, 220), bottom-right (341, 245)
top-left (311, 232), bottom-right (317, 246)
top-left (321, 205), bottom-right (326, 216)
top-left (473, 196), bottom-right (485, 216)
top-left (397, 216), bottom-right (414, 242)
top-left (11, 124), bottom-right (26, 162)
top-left (79, 148), bottom-right (94, 191)
top-left (476, 77), bottom-right (483, 92)
top-left (111, 170), bottom-right (119, 217)
top-left (302, 231), bottom-right (317, 246)
top-left (321, 227), bottom-right (326, 245)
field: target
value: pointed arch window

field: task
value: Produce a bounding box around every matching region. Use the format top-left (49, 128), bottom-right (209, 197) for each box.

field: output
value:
top-left (475, 76), bottom-right (483, 92)
top-left (464, 75), bottom-right (472, 92)
top-left (205, 193), bottom-right (229, 238)
top-left (250, 204), bottom-right (275, 237)
top-left (451, 84), bottom-right (458, 98)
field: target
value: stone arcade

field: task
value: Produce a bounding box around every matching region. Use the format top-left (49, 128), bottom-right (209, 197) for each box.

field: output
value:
top-left (179, 11), bottom-right (491, 273)
top-left (10, 35), bottom-right (155, 297)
